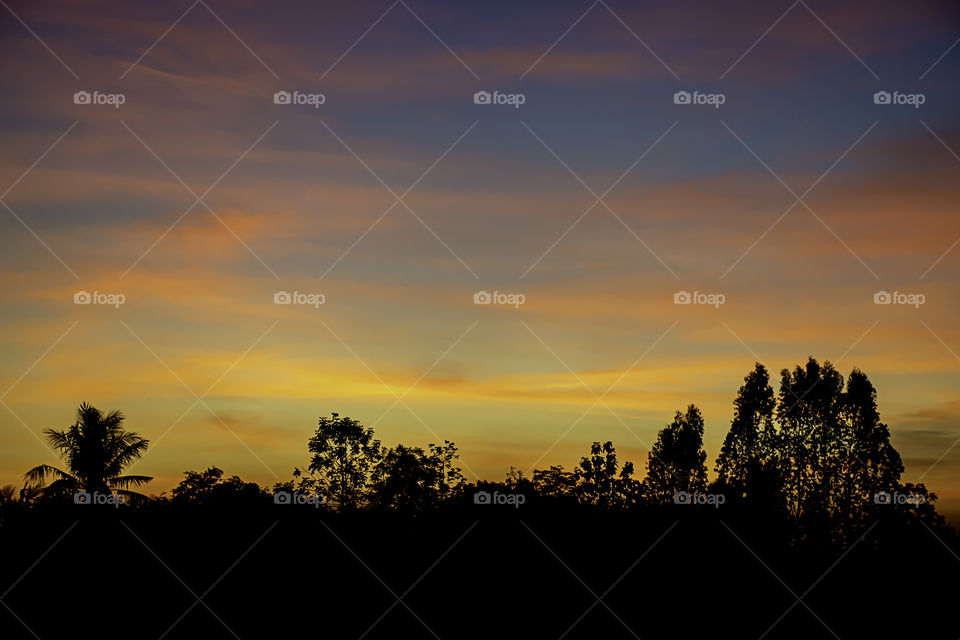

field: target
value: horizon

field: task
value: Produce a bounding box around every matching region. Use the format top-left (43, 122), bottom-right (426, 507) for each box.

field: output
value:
top-left (2, 0), bottom-right (960, 526)
top-left (16, 359), bottom-right (958, 525)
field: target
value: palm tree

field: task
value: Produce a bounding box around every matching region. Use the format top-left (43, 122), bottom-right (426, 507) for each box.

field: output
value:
top-left (25, 402), bottom-right (153, 502)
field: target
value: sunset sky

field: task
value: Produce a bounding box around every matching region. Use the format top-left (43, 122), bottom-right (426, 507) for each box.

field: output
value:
top-left (1, 0), bottom-right (959, 519)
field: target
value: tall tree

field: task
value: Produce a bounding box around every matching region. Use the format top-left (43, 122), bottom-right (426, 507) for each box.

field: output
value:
top-left (715, 363), bottom-right (777, 503)
top-left (833, 368), bottom-right (905, 534)
top-left (644, 405), bottom-right (708, 503)
top-left (772, 360), bottom-right (909, 532)
top-left (297, 412), bottom-right (382, 511)
top-left (775, 358), bottom-right (844, 525)
top-left (842, 368), bottom-right (903, 490)
top-left (25, 403), bottom-right (152, 501)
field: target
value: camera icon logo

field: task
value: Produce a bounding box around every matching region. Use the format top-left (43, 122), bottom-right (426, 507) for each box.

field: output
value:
top-left (74, 91), bottom-right (91, 105)
top-left (473, 91), bottom-right (491, 105)
top-left (873, 91), bottom-right (891, 105)
top-left (473, 490), bottom-right (492, 504)
top-left (74, 491), bottom-right (91, 504)
top-left (873, 291), bottom-right (891, 305)
top-left (273, 491), bottom-right (292, 505)
top-left (673, 491), bottom-right (691, 505)
top-left (673, 291), bottom-right (692, 304)
top-left (474, 291), bottom-right (492, 305)
top-left (274, 91), bottom-right (291, 105)
top-left (873, 491), bottom-right (892, 505)
top-left (74, 291), bottom-right (92, 304)
top-left (673, 91), bottom-right (691, 105)
top-left (274, 291), bottom-right (292, 304)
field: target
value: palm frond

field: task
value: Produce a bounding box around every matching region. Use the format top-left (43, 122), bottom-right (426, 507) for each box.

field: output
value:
top-left (103, 441), bottom-right (149, 478)
top-left (44, 429), bottom-right (75, 455)
top-left (101, 409), bottom-right (124, 428)
top-left (25, 464), bottom-right (75, 485)
top-left (76, 402), bottom-right (101, 426)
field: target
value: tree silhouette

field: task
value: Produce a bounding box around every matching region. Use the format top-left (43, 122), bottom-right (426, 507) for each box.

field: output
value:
top-left (296, 412), bottom-right (382, 511)
top-left (171, 466), bottom-right (265, 505)
top-left (644, 405), bottom-right (708, 503)
top-left (7, 385), bottom-right (948, 550)
top-left (427, 440), bottom-right (465, 501)
top-left (775, 358), bottom-right (844, 525)
top-left (504, 466), bottom-right (528, 489)
top-left (532, 465), bottom-right (577, 500)
top-left (575, 441), bottom-right (638, 508)
top-left (836, 368), bottom-right (904, 530)
top-left (24, 402), bottom-right (152, 501)
top-left (0, 481), bottom-right (43, 526)
top-left (767, 359), bottom-right (926, 539)
top-left (0, 482), bottom-right (42, 505)
top-left (714, 363), bottom-right (778, 506)
top-left (172, 466), bottom-right (225, 502)
top-left (369, 444), bottom-right (435, 511)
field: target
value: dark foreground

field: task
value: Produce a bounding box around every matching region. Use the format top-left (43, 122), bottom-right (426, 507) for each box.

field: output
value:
top-left (1, 503), bottom-right (957, 640)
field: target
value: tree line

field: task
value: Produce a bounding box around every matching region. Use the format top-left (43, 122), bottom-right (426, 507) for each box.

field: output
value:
top-left (1, 357), bottom-right (947, 543)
